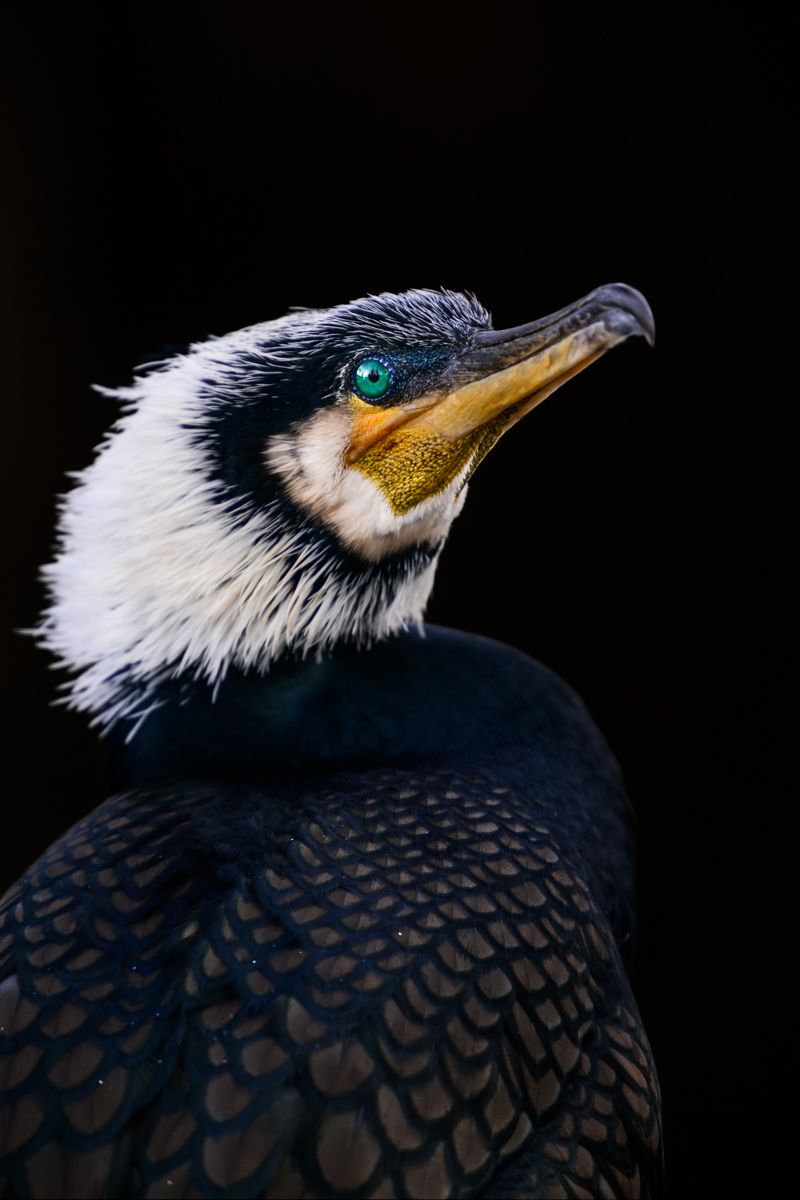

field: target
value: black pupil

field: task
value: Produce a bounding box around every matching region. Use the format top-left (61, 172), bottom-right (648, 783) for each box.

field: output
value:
top-left (368, 369), bottom-right (380, 382)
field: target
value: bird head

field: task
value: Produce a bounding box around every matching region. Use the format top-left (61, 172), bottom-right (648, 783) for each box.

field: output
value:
top-left (38, 284), bottom-right (653, 730)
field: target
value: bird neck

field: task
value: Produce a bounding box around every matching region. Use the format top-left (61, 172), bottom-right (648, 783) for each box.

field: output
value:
top-left (105, 624), bottom-right (637, 954)
top-left (106, 625), bottom-right (584, 793)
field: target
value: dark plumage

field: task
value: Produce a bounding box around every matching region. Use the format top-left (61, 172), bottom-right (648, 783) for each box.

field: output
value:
top-left (1, 287), bottom-right (661, 1197)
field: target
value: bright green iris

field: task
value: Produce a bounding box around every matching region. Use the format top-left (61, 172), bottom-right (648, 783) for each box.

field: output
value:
top-left (354, 358), bottom-right (392, 401)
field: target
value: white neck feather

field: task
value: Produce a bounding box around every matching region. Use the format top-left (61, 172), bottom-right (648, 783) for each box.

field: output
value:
top-left (36, 334), bottom-right (443, 729)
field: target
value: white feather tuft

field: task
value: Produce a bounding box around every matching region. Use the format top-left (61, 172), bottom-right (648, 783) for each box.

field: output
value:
top-left (35, 304), bottom-right (475, 729)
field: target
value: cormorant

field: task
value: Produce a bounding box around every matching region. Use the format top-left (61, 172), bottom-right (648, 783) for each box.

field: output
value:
top-left (1, 284), bottom-right (661, 1198)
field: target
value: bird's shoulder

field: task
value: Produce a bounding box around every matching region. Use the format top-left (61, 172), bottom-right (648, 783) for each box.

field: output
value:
top-left (1, 767), bottom-right (661, 1197)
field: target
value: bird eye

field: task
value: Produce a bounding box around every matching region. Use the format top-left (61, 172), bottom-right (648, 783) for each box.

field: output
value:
top-left (353, 358), bottom-right (394, 403)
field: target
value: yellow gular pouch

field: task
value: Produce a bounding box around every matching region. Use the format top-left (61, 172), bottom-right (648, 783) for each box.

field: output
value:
top-left (350, 397), bottom-right (514, 516)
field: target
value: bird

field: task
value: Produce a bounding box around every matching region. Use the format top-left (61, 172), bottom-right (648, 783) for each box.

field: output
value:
top-left (1, 284), bottom-right (661, 1198)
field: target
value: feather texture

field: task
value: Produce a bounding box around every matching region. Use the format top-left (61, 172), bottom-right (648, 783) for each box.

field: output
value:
top-left (0, 769), bottom-right (661, 1199)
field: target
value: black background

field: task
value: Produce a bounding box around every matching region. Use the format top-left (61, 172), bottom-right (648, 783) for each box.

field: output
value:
top-left (2, 5), bottom-right (793, 1194)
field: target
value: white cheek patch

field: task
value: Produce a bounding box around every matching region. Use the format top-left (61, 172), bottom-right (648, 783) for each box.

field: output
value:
top-left (266, 407), bottom-right (468, 563)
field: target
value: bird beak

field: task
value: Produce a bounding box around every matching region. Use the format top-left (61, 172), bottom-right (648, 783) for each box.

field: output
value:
top-left (347, 283), bottom-right (654, 463)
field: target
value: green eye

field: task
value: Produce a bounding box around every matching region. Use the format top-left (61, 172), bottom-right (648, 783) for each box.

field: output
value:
top-left (353, 358), bottom-right (393, 402)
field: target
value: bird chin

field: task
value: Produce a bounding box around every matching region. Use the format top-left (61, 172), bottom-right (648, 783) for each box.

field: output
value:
top-left (265, 411), bottom-right (469, 564)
